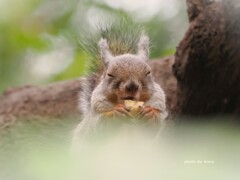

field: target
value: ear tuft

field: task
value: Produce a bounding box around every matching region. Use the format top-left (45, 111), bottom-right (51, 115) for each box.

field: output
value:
top-left (98, 38), bottom-right (112, 66)
top-left (137, 35), bottom-right (149, 61)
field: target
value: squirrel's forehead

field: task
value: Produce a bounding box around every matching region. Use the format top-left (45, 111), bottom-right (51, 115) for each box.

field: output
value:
top-left (114, 54), bottom-right (146, 62)
top-left (113, 56), bottom-right (148, 67)
top-left (108, 58), bottom-right (150, 73)
top-left (115, 59), bottom-right (147, 69)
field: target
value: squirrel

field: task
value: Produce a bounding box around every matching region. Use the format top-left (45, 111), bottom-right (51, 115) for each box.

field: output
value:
top-left (72, 24), bottom-right (168, 143)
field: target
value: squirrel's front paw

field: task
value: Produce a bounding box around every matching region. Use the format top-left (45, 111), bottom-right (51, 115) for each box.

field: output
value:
top-left (140, 106), bottom-right (161, 123)
top-left (103, 104), bottom-right (130, 119)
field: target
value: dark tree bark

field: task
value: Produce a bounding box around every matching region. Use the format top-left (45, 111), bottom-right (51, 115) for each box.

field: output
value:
top-left (173, 0), bottom-right (240, 117)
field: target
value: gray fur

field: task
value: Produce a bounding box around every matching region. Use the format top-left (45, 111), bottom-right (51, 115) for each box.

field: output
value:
top-left (73, 34), bottom-right (168, 149)
top-left (98, 38), bottom-right (113, 67)
top-left (137, 35), bottom-right (149, 61)
top-left (78, 77), bottom-right (92, 116)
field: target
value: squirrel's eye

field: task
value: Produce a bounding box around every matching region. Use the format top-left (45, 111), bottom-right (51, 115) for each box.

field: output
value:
top-left (146, 71), bottom-right (151, 76)
top-left (107, 73), bottom-right (114, 78)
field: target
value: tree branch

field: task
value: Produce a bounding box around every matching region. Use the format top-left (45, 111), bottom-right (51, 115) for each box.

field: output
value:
top-left (0, 57), bottom-right (176, 129)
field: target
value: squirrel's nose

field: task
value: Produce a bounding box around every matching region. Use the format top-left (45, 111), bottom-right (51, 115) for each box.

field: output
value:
top-left (126, 82), bottom-right (139, 93)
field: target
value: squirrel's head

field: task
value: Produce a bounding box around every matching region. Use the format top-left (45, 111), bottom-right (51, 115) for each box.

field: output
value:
top-left (98, 35), bottom-right (155, 102)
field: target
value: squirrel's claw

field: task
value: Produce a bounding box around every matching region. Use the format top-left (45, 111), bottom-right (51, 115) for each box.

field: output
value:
top-left (140, 106), bottom-right (161, 123)
top-left (115, 104), bottom-right (131, 116)
top-left (102, 104), bottom-right (130, 119)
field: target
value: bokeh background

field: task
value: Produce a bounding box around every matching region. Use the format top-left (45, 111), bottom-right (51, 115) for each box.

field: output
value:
top-left (1, 1), bottom-right (240, 180)
top-left (0, 0), bottom-right (187, 93)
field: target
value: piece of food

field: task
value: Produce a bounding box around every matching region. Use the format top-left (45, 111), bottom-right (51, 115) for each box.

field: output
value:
top-left (124, 100), bottom-right (144, 118)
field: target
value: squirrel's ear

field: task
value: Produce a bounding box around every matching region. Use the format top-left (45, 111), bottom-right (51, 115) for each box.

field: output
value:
top-left (137, 35), bottom-right (149, 61)
top-left (98, 38), bottom-right (113, 66)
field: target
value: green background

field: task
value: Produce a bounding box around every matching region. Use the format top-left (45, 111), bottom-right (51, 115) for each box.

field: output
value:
top-left (0, 0), bottom-right (187, 93)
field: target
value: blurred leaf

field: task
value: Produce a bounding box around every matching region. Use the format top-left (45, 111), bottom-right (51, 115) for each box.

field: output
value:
top-left (53, 51), bottom-right (87, 81)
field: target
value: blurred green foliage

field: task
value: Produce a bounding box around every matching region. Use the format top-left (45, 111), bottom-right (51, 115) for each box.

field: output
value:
top-left (0, 0), bottom-right (187, 93)
top-left (1, 117), bottom-right (240, 180)
top-left (1, 2), bottom-right (239, 179)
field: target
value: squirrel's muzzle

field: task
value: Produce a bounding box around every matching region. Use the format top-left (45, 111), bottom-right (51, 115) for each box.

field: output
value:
top-left (125, 82), bottom-right (139, 93)
top-left (120, 81), bottom-right (141, 101)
